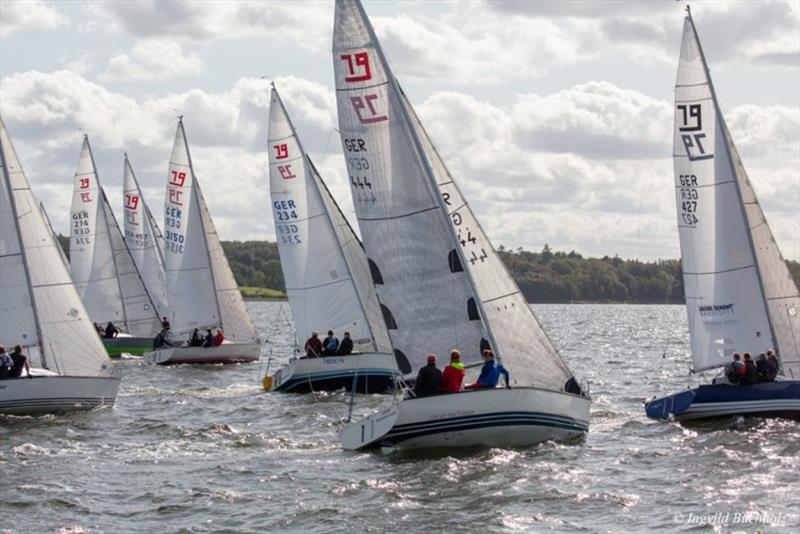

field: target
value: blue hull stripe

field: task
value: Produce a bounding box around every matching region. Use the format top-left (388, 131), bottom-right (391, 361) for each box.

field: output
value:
top-left (380, 411), bottom-right (588, 446)
top-left (277, 369), bottom-right (398, 392)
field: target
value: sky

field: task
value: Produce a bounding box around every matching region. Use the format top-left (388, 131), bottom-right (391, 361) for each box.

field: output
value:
top-left (1, 0), bottom-right (798, 261)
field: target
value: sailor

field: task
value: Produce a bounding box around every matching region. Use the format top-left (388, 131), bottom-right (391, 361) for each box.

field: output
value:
top-left (724, 352), bottom-right (744, 384)
top-left (104, 321), bottom-right (119, 339)
top-left (8, 345), bottom-right (31, 379)
top-left (414, 354), bottom-right (442, 397)
top-left (304, 331), bottom-right (322, 358)
top-left (153, 328), bottom-right (172, 349)
top-left (756, 353), bottom-right (769, 382)
top-left (466, 349), bottom-right (510, 389)
top-left (766, 350), bottom-right (779, 381)
top-left (742, 352), bottom-right (757, 385)
top-left (322, 330), bottom-right (339, 355)
top-left (337, 331), bottom-right (354, 356)
top-left (0, 346), bottom-right (12, 379)
top-left (440, 350), bottom-right (465, 393)
top-left (190, 328), bottom-right (202, 347)
top-left (161, 316), bottom-right (171, 331)
top-left (203, 328), bottom-right (214, 348)
top-left (213, 329), bottom-right (225, 347)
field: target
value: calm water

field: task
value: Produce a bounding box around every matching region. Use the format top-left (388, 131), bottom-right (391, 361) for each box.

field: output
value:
top-left (1, 303), bottom-right (798, 533)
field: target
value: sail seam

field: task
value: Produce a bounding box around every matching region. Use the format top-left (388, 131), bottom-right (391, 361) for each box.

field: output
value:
top-left (286, 278), bottom-right (353, 291)
top-left (358, 205), bottom-right (439, 222)
top-left (683, 265), bottom-right (756, 276)
top-left (482, 291), bottom-right (522, 305)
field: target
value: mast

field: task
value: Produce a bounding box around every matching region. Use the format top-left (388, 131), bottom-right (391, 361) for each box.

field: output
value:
top-left (179, 118), bottom-right (223, 326)
top-left (0, 119), bottom-right (47, 369)
top-left (686, 11), bottom-right (780, 357)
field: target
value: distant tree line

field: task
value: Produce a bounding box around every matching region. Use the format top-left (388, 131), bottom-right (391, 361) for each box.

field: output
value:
top-left (56, 236), bottom-right (799, 304)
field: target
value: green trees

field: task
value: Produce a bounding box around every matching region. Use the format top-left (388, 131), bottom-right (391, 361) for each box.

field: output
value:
top-left (56, 235), bottom-right (800, 304)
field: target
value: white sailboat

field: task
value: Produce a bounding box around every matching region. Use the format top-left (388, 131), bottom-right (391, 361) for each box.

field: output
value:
top-left (264, 85), bottom-right (399, 393)
top-left (645, 7), bottom-right (800, 421)
top-left (144, 118), bottom-right (260, 365)
top-left (333, 0), bottom-right (590, 450)
top-left (122, 154), bottom-right (168, 321)
top-left (69, 136), bottom-right (162, 346)
top-left (0, 116), bottom-right (120, 415)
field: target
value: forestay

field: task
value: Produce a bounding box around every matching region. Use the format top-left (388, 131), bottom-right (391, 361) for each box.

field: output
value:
top-left (0, 116), bottom-right (111, 377)
top-left (333, 0), bottom-right (485, 375)
top-left (101, 188), bottom-right (161, 337)
top-left (675, 14), bottom-right (798, 375)
top-left (402, 91), bottom-right (573, 390)
top-left (268, 86), bottom-right (391, 352)
top-left (123, 155), bottom-right (168, 318)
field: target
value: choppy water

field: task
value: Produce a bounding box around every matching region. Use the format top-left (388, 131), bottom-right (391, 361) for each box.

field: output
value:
top-left (1, 302), bottom-right (798, 533)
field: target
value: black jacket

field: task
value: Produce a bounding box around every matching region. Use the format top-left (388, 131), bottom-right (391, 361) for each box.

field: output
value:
top-left (415, 363), bottom-right (442, 397)
top-left (337, 337), bottom-right (354, 355)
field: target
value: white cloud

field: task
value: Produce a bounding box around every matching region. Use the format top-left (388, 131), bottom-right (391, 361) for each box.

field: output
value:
top-left (87, 0), bottom-right (332, 53)
top-left (0, 0), bottom-right (68, 36)
top-left (100, 39), bottom-right (205, 81)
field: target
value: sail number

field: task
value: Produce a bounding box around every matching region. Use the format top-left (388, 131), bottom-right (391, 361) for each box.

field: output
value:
top-left (164, 206), bottom-right (184, 254)
top-left (273, 200), bottom-right (300, 245)
top-left (72, 210), bottom-right (91, 244)
top-left (677, 104), bottom-right (712, 162)
top-left (679, 174), bottom-right (699, 226)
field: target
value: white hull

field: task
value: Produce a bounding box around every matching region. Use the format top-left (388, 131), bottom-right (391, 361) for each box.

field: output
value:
top-left (268, 352), bottom-right (399, 393)
top-left (143, 343), bottom-right (260, 365)
top-left (0, 376), bottom-right (120, 415)
top-left (341, 387), bottom-right (590, 451)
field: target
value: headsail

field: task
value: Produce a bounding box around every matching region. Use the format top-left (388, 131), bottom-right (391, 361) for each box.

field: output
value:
top-left (332, 0), bottom-right (576, 390)
top-left (675, 12), bottom-right (799, 377)
top-left (268, 86), bottom-right (392, 353)
top-left (163, 119), bottom-right (257, 341)
top-left (69, 136), bottom-right (160, 337)
top-left (0, 116), bottom-right (111, 376)
top-left (402, 89), bottom-right (573, 390)
top-left (123, 155), bottom-right (168, 318)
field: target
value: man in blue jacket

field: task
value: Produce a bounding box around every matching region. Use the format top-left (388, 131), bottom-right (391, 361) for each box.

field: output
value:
top-left (466, 349), bottom-right (510, 389)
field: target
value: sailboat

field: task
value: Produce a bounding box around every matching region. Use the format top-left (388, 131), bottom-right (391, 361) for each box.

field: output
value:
top-left (144, 118), bottom-right (260, 365)
top-left (69, 136), bottom-right (162, 354)
top-left (333, 0), bottom-right (590, 450)
top-left (122, 154), bottom-right (169, 322)
top-left (0, 116), bottom-right (119, 414)
top-left (263, 85), bottom-right (399, 393)
top-left (645, 7), bottom-right (800, 421)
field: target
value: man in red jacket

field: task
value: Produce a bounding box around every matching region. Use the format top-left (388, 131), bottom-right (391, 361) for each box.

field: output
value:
top-left (440, 350), bottom-right (465, 393)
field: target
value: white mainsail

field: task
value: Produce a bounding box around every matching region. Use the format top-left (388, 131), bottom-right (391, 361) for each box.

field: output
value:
top-left (675, 13), bottom-right (800, 378)
top-left (123, 155), bottom-right (168, 318)
top-left (163, 119), bottom-right (257, 342)
top-left (0, 116), bottom-right (112, 377)
top-left (332, 0), bottom-right (577, 390)
top-left (39, 201), bottom-right (69, 267)
top-left (268, 86), bottom-right (392, 353)
top-left (69, 136), bottom-right (160, 337)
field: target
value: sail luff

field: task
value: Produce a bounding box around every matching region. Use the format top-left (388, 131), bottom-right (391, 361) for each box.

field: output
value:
top-left (87, 140), bottom-right (130, 330)
top-left (686, 13), bottom-right (780, 363)
top-left (0, 117), bottom-right (46, 369)
top-left (180, 122), bottom-right (225, 330)
top-left (308, 155), bottom-right (392, 353)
